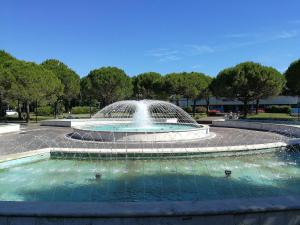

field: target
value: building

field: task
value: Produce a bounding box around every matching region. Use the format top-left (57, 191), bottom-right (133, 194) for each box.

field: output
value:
top-left (178, 96), bottom-right (299, 113)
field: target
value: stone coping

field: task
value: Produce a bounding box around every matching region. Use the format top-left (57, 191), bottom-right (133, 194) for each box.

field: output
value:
top-left (0, 196), bottom-right (300, 218)
top-left (51, 142), bottom-right (287, 154)
top-left (212, 120), bottom-right (300, 138)
top-left (0, 140), bottom-right (290, 164)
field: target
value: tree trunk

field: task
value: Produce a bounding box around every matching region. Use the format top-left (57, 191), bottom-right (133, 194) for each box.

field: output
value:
top-left (54, 101), bottom-right (57, 119)
top-left (186, 97), bottom-right (189, 108)
top-left (0, 96), bottom-right (4, 118)
top-left (25, 101), bottom-right (30, 123)
top-left (176, 97), bottom-right (179, 106)
top-left (243, 100), bottom-right (248, 118)
top-left (17, 99), bottom-right (22, 120)
top-left (192, 99), bottom-right (196, 116)
top-left (205, 98), bottom-right (210, 114)
top-left (255, 99), bottom-right (260, 114)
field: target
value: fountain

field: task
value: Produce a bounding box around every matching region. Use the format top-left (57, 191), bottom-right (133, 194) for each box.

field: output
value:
top-left (71, 100), bottom-right (210, 142)
top-left (132, 100), bottom-right (152, 128)
top-left (1, 99), bottom-right (300, 224)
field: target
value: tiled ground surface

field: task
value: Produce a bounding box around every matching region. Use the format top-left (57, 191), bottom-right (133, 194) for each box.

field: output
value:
top-left (0, 125), bottom-right (291, 156)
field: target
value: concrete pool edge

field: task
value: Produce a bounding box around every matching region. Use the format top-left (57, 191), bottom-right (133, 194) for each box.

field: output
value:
top-left (72, 123), bottom-right (210, 142)
top-left (0, 195), bottom-right (300, 218)
top-left (0, 141), bottom-right (295, 163)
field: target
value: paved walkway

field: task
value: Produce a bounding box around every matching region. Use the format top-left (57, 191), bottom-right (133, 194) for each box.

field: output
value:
top-left (0, 125), bottom-right (290, 156)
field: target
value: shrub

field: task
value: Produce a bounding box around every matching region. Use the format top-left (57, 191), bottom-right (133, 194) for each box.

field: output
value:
top-left (194, 113), bottom-right (207, 120)
top-left (195, 106), bottom-right (207, 113)
top-left (71, 106), bottom-right (98, 114)
top-left (265, 105), bottom-right (291, 114)
top-left (183, 106), bottom-right (193, 113)
top-left (36, 106), bottom-right (53, 116)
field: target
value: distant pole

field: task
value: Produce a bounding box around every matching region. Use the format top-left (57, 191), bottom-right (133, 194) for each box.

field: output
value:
top-left (89, 96), bottom-right (92, 118)
top-left (35, 100), bottom-right (38, 123)
top-left (297, 95), bottom-right (300, 121)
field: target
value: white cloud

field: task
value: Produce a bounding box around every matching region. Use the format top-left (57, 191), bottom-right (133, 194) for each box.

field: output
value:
top-left (184, 44), bottom-right (214, 55)
top-left (146, 29), bottom-right (299, 64)
top-left (146, 48), bottom-right (181, 62)
top-left (191, 64), bottom-right (202, 69)
top-left (273, 30), bottom-right (298, 39)
top-left (222, 33), bottom-right (252, 39)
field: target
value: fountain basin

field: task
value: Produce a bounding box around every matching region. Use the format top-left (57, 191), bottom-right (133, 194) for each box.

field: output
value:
top-left (72, 123), bottom-right (210, 142)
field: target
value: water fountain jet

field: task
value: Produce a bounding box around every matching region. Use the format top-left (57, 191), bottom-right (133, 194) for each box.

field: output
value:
top-left (72, 100), bottom-right (210, 142)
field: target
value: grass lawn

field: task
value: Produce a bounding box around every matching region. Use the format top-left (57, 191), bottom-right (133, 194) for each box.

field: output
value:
top-left (2, 113), bottom-right (92, 123)
top-left (246, 113), bottom-right (298, 121)
top-left (29, 113), bottom-right (91, 121)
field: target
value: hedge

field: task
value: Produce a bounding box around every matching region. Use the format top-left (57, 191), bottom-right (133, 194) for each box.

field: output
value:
top-left (265, 105), bottom-right (291, 114)
top-left (36, 106), bottom-right (53, 116)
top-left (182, 106), bottom-right (193, 113)
top-left (71, 106), bottom-right (98, 114)
top-left (195, 106), bottom-right (207, 113)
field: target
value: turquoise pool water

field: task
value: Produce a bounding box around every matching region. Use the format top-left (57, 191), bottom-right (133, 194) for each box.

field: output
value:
top-left (82, 123), bottom-right (197, 132)
top-left (0, 151), bottom-right (299, 202)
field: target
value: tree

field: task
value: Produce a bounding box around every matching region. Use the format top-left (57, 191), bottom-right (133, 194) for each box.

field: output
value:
top-left (7, 60), bottom-right (63, 122)
top-left (199, 76), bottom-right (213, 114)
top-left (285, 59), bottom-right (300, 95)
top-left (161, 72), bottom-right (210, 113)
top-left (85, 67), bottom-right (133, 107)
top-left (132, 72), bottom-right (161, 99)
top-left (162, 73), bottom-right (186, 105)
top-left (41, 59), bottom-right (80, 112)
top-left (213, 62), bottom-right (285, 117)
top-left (181, 72), bottom-right (210, 115)
top-left (0, 51), bottom-right (16, 117)
top-left (80, 76), bottom-right (93, 105)
top-left (253, 66), bottom-right (285, 114)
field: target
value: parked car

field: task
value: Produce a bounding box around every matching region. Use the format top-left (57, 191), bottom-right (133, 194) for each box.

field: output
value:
top-left (6, 110), bottom-right (18, 116)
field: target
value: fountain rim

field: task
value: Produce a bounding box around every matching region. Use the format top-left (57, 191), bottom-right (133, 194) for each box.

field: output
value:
top-left (73, 122), bottom-right (204, 134)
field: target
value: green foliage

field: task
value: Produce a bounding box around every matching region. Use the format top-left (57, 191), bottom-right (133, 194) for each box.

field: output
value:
top-left (193, 113), bottom-right (207, 120)
top-left (133, 72), bottom-right (161, 99)
top-left (8, 61), bottom-right (63, 104)
top-left (41, 59), bottom-right (80, 111)
top-left (162, 72), bottom-right (210, 104)
top-left (246, 113), bottom-right (294, 121)
top-left (212, 62), bottom-right (286, 115)
top-left (71, 106), bottom-right (98, 114)
top-left (265, 105), bottom-right (291, 114)
top-left (285, 59), bottom-right (300, 95)
top-left (183, 106), bottom-right (193, 113)
top-left (37, 106), bottom-right (53, 116)
top-left (195, 106), bottom-right (207, 113)
top-left (84, 67), bottom-right (133, 106)
top-left (0, 51), bottom-right (63, 122)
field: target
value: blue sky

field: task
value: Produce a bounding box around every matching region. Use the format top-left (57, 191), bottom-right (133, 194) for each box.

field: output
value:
top-left (1, 0), bottom-right (300, 77)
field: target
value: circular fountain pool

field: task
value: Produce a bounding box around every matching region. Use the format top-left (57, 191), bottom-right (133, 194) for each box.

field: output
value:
top-left (80, 123), bottom-right (200, 132)
top-left (71, 100), bottom-right (210, 142)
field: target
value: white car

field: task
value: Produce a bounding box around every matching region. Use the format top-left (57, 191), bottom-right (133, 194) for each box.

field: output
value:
top-left (6, 110), bottom-right (18, 116)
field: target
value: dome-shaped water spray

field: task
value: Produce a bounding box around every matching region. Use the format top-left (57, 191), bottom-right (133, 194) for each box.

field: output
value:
top-left (93, 100), bottom-right (198, 126)
top-left (72, 100), bottom-right (209, 142)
